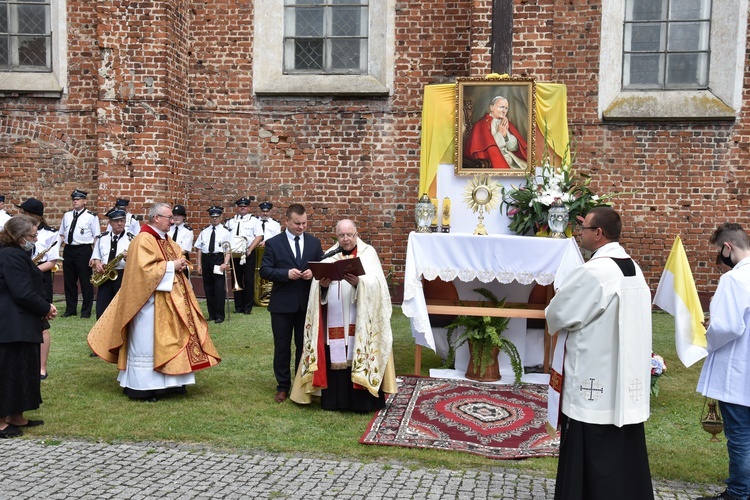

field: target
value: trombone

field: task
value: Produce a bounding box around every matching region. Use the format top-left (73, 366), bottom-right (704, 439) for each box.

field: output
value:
top-left (220, 241), bottom-right (242, 321)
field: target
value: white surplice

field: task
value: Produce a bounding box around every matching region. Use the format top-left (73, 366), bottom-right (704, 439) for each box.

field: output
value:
top-left (545, 242), bottom-right (652, 427)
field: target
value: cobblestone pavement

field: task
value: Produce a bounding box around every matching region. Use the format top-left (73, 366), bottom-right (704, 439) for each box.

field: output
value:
top-left (1, 438), bottom-right (722, 499)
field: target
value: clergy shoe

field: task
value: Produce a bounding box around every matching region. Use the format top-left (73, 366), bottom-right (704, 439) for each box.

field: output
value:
top-left (0, 425), bottom-right (22, 439)
top-left (215, 318), bottom-right (224, 324)
top-left (274, 391), bottom-right (288, 403)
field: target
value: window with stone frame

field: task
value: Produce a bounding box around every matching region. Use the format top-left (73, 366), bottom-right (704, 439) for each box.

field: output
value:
top-left (254, 0), bottom-right (393, 96)
top-left (599, 0), bottom-right (745, 121)
top-left (623, 0), bottom-right (711, 90)
top-left (283, 0), bottom-right (368, 75)
top-left (0, 0), bottom-right (65, 95)
top-left (0, 0), bottom-right (51, 72)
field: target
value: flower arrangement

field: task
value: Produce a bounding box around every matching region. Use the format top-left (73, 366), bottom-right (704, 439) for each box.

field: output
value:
top-left (500, 147), bottom-right (618, 236)
top-left (651, 353), bottom-right (667, 397)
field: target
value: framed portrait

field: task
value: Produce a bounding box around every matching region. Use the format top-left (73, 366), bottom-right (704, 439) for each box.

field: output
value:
top-left (454, 77), bottom-right (536, 176)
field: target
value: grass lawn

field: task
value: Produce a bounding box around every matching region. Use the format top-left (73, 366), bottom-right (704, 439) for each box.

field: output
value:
top-left (26, 298), bottom-right (727, 484)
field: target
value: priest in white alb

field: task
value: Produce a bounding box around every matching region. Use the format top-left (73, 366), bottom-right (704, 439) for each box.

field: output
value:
top-left (545, 207), bottom-right (653, 500)
top-left (89, 203), bottom-right (221, 401)
top-left (290, 219), bottom-right (396, 411)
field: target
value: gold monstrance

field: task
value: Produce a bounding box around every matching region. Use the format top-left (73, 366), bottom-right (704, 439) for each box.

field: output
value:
top-left (463, 175), bottom-right (500, 235)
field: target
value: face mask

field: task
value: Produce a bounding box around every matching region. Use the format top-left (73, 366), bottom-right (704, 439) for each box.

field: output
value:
top-left (21, 239), bottom-right (35, 252)
top-left (718, 246), bottom-right (735, 269)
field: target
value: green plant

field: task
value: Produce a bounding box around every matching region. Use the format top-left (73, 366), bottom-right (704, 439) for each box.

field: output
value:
top-left (444, 288), bottom-right (522, 383)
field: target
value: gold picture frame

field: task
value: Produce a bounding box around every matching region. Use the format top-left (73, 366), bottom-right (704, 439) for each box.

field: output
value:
top-left (454, 77), bottom-right (536, 176)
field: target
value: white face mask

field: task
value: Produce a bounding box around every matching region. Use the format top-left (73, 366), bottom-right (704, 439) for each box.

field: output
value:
top-left (21, 239), bottom-right (35, 252)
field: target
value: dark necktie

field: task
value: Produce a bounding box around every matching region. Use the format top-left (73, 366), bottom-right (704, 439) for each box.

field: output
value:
top-left (67, 211), bottom-right (80, 244)
top-left (294, 235), bottom-right (301, 267)
top-left (109, 234), bottom-right (119, 262)
top-left (262, 220), bottom-right (266, 233)
top-left (172, 226), bottom-right (178, 241)
top-left (236, 217), bottom-right (241, 235)
top-left (208, 226), bottom-right (216, 253)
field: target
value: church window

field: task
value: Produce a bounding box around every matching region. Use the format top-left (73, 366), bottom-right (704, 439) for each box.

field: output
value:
top-left (0, 0), bottom-right (66, 95)
top-left (623, 0), bottom-right (711, 90)
top-left (283, 0), bottom-right (368, 75)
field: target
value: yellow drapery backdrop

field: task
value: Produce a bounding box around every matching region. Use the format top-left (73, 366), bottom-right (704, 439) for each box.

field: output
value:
top-left (419, 79), bottom-right (569, 197)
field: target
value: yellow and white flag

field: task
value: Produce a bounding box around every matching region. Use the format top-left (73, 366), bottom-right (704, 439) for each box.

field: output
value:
top-left (653, 236), bottom-right (708, 367)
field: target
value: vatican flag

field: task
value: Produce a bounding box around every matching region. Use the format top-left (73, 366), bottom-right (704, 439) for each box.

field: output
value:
top-left (653, 236), bottom-right (708, 367)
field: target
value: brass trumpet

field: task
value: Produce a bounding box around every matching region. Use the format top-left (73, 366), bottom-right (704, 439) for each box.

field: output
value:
top-left (220, 241), bottom-right (243, 291)
top-left (254, 245), bottom-right (272, 306)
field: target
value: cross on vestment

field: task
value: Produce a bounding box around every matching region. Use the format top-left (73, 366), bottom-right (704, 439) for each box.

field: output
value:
top-left (629, 378), bottom-right (645, 402)
top-left (579, 378), bottom-right (604, 401)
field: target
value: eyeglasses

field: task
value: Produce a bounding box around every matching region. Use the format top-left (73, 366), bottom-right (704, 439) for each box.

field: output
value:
top-left (26, 233), bottom-right (39, 239)
top-left (580, 226), bottom-right (599, 232)
top-left (155, 214), bottom-right (174, 221)
top-left (336, 233), bottom-right (357, 239)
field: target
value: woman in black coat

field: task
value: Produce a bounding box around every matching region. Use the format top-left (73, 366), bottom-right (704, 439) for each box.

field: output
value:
top-left (0, 215), bottom-right (57, 438)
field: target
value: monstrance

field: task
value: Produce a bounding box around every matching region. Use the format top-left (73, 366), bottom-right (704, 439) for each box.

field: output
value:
top-left (463, 175), bottom-right (500, 235)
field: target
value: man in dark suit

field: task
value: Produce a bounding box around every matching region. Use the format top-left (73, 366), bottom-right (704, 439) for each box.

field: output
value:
top-left (260, 203), bottom-right (323, 403)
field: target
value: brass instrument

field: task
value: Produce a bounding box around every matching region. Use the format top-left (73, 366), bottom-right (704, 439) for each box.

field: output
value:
top-left (221, 241), bottom-right (243, 292)
top-left (33, 240), bottom-right (58, 265)
top-left (254, 245), bottom-right (272, 306)
top-left (90, 251), bottom-right (126, 286)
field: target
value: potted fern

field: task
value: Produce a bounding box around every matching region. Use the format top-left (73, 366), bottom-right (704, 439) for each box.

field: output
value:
top-left (444, 288), bottom-right (523, 383)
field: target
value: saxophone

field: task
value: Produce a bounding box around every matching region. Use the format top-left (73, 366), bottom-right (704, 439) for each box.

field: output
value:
top-left (33, 240), bottom-right (58, 265)
top-left (90, 251), bottom-right (126, 286)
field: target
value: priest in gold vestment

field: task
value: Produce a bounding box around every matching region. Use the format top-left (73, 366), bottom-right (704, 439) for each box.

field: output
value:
top-left (291, 219), bottom-right (396, 411)
top-left (89, 203), bottom-right (220, 400)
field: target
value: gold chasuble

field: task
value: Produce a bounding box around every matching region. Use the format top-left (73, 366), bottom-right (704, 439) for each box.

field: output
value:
top-left (88, 224), bottom-right (220, 375)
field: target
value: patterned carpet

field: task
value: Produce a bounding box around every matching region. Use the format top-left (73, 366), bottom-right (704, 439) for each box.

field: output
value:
top-left (360, 376), bottom-right (560, 460)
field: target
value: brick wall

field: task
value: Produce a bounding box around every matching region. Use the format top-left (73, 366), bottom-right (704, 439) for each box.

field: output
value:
top-left (0, 0), bottom-right (748, 296)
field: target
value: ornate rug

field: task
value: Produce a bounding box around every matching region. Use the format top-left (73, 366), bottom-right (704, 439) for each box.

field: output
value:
top-left (360, 376), bottom-right (559, 460)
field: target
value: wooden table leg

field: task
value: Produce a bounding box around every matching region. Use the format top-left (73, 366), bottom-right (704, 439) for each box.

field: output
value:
top-left (414, 344), bottom-right (422, 376)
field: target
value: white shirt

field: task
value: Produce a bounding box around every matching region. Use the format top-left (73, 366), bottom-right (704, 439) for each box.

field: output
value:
top-left (256, 217), bottom-right (282, 242)
top-left (0, 208), bottom-right (10, 229)
top-left (58, 209), bottom-right (101, 245)
top-left (169, 223), bottom-right (194, 256)
top-left (286, 229), bottom-right (304, 260)
top-left (697, 257), bottom-right (750, 407)
top-left (194, 224), bottom-right (231, 254)
top-left (91, 230), bottom-right (133, 269)
top-left (32, 226), bottom-right (61, 264)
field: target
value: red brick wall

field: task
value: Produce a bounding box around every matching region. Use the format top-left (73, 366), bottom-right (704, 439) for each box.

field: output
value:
top-left (1, 0), bottom-right (748, 297)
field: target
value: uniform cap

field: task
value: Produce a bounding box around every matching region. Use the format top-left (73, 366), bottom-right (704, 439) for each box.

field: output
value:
top-left (207, 205), bottom-right (223, 216)
top-left (71, 189), bottom-right (88, 199)
top-left (259, 201), bottom-right (273, 212)
top-left (0, 195), bottom-right (5, 203)
top-left (235, 197), bottom-right (250, 206)
top-left (172, 204), bottom-right (187, 216)
top-left (115, 198), bottom-right (129, 207)
top-left (105, 208), bottom-right (126, 220)
top-left (15, 198), bottom-right (44, 217)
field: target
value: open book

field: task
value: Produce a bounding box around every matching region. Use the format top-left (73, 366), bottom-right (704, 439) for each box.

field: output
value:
top-left (307, 257), bottom-right (366, 281)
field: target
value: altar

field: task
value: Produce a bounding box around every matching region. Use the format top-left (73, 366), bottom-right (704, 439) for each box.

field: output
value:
top-left (402, 232), bottom-right (584, 383)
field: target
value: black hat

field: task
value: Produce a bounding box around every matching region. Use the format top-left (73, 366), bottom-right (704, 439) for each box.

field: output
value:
top-left (235, 197), bottom-right (250, 206)
top-left (115, 198), bottom-right (130, 207)
top-left (207, 205), bottom-right (223, 216)
top-left (172, 204), bottom-right (187, 216)
top-left (105, 208), bottom-right (126, 220)
top-left (0, 195), bottom-right (5, 203)
top-left (259, 201), bottom-right (273, 212)
top-left (15, 198), bottom-right (44, 217)
top-left (71, 189), bottom-right (87, 200)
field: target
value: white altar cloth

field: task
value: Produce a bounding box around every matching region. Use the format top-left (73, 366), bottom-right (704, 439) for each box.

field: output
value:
top-left (402, 232), bottom-right (584, 351)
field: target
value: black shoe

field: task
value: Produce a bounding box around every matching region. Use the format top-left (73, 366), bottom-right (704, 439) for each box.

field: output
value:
top-left (40, 372), bottom-right (48, 380)
top-left (244, 310), bottom-right (253, 315)
top-left (0, 425), bottom-right (22, 438)
top-left (234, 309), bottom-right (242, 314)
top-left (62, 312), bottom-right (76, 317)
top-left (89, 352), bottom-right (98, 358)
top-left (80, 314), bottom-right (91, 319)
top-left (696, 491), bottom-right (743, 500)
top-left (14, 419), bottom-right (44, 428)
top-left (207, 316), bottom-right (215, 321)
top-left (215, 318), bottom-right (224, 324)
